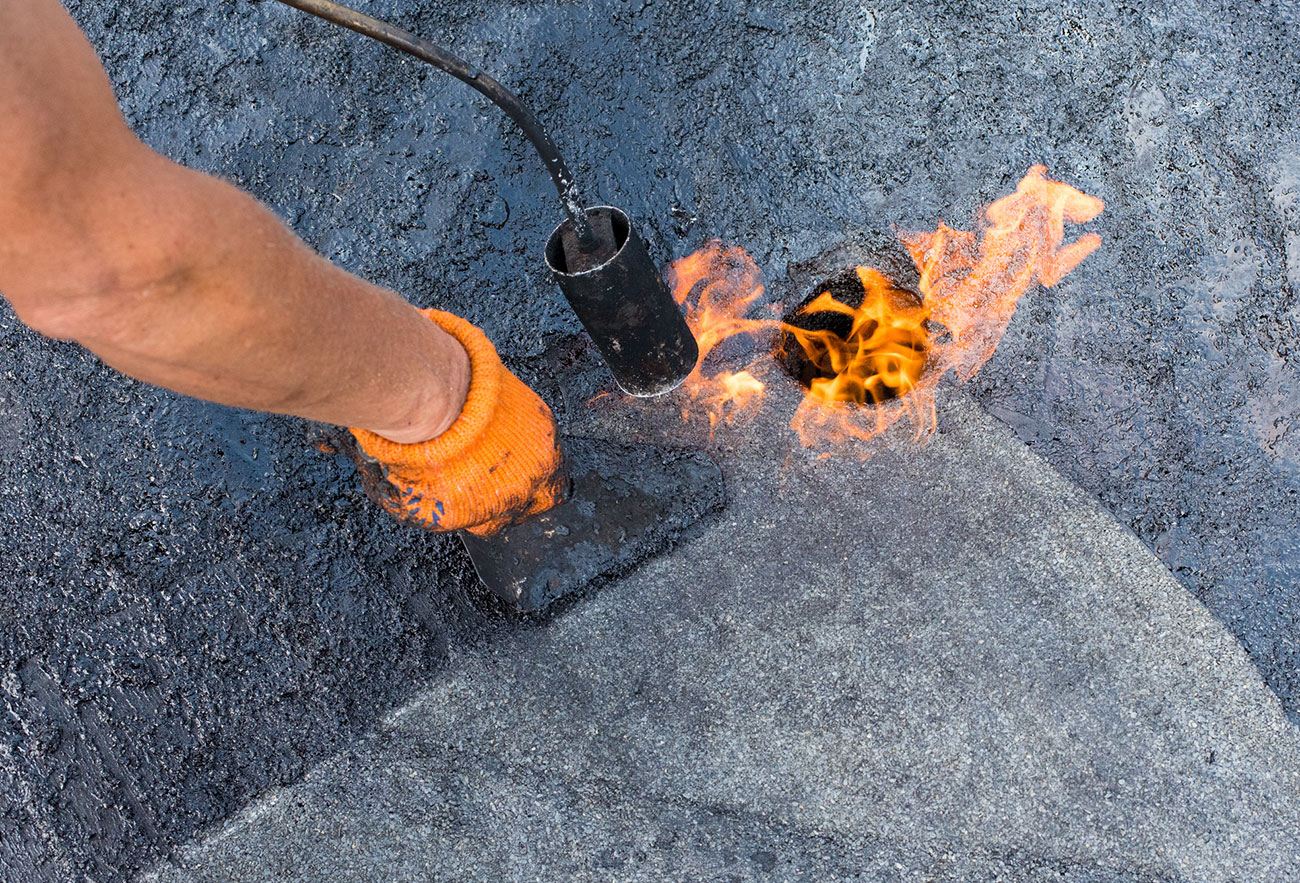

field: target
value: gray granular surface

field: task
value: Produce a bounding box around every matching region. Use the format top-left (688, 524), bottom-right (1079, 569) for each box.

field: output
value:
top-left (2, 0), bottom-right (1299, 879)
top-left (146, 393), bottom-right (1300, 881)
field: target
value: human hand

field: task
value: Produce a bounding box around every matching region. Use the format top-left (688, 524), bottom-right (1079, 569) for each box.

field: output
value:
top-left (348, 310), bottom-right (566, 536)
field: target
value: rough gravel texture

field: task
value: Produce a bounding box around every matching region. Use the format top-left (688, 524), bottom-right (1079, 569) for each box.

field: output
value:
top-left (146, 393), bottom-right (1300, 882)
top-left (2, 0), bottom-right (1298, 879)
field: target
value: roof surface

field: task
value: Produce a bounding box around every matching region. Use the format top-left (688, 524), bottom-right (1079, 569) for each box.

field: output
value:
top-left (2, 0), bottom-right (1298, 878)
top-left (149, 393), bottom-right (1300, 880)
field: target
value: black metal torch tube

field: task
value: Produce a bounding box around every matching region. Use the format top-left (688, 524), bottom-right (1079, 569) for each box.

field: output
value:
top-left (546, 207), bottom-right (700, 397)
top-left (272, 0), bottom-right (599, 250)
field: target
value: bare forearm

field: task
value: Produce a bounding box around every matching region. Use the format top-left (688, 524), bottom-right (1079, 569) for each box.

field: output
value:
top-left (66, 158), bottom-right (470, 441)
top-left (0, 0), bottom-right (468, 443)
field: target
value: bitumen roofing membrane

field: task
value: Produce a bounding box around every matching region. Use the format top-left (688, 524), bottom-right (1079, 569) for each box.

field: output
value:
top-left (3, 0), bottom-right (1300, 879)
top-left (149, 389), bottom-right (1300, 881)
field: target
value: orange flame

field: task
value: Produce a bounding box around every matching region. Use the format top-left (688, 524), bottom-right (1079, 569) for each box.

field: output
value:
top-left (902, 164), bottom-right (1104, 381)
top-left (663, 165), bottom-right (1104, 456)
top-left (784, 268), bottom-right (937, 453)
top-left (668, 244), bottom-right (778, 432)
top-left (789, 269), bottom-right (929, 407)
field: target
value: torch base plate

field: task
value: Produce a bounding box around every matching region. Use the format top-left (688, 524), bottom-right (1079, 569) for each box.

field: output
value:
top-left (459, 437), bottom-right (724, 613)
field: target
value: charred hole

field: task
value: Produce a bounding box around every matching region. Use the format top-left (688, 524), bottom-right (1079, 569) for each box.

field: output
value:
top-left (774, 267), bottom-right (930, 405)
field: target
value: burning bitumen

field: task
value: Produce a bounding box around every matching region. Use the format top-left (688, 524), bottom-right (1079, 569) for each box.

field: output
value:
top-left (662, 165), bottom-right (1106, 459)
top-left (775, 268), bottom-right (930, 405)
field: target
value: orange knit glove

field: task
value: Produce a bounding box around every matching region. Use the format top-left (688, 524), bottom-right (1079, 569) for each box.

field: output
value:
top-left (348, 310), bottom-right (566, 537)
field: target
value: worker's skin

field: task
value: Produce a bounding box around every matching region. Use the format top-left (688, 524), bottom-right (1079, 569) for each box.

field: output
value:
top-left (0, 0), bottom-right (471, 445)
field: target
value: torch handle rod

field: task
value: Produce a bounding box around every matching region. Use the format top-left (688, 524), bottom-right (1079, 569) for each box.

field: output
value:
top-left (272, 0), bottom-right (599, 249)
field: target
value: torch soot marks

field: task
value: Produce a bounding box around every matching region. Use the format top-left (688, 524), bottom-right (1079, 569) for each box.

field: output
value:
top-left (661, 166), bottom-right (1106, 459)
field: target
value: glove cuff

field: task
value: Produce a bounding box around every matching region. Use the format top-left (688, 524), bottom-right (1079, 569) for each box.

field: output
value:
top-left (348, 309), bottom-right (503, 466)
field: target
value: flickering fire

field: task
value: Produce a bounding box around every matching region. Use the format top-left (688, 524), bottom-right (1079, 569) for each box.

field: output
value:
top-left (668, 243), bottom-right (773, 432)
top-left (665, 165), bottom-right (1105, 456)
top-left (900, 165), bottom-right (1105, 382)
top-left (786, 269), bottom-right (929, 407)
top-left (782, 268), bottom-right (938, 452)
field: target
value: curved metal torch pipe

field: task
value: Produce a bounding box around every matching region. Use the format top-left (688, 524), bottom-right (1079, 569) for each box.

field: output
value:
top-left (272, 0), bottom-right (598, 249)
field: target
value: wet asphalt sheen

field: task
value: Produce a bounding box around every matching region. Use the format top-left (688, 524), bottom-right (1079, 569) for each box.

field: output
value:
top-left (3, 0), bottom-right (1299, 879)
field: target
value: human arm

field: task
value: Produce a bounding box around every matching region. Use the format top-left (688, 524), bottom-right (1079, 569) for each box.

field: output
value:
top-left (0, 0), bottom-right (468, 443)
